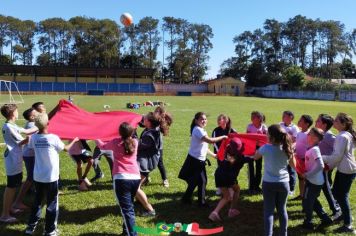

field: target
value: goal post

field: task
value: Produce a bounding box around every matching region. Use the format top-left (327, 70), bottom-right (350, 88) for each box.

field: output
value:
top-left (0, 80), bottom-right (24, 104)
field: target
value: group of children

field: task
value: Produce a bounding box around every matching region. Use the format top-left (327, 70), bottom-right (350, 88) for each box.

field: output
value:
top-left (1, 100), bottom-right (356, 236)
top-left (178, 110), bottom-right (356, 236)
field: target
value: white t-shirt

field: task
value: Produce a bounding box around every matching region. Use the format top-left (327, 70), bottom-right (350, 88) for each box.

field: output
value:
top-left (305, 146), bottom-right (325, 185)
top-left (246, 123), bottom-right (267, 134)
top-left (29, 133), bottom-right (65, 183)
top-left (2, 122), bottom-right (25, 175)
top-left (295, 131), bottom-right (308, 160)
top-left (188, 126), bottom-right (208, 161)
top-left (279, 122), bottom-right (299, 139)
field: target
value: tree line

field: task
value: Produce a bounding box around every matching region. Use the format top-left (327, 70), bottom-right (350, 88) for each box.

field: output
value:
top-left (0, 15), bottom-right (213, 83)
top-left (220, 15), bottom-right (356, 87)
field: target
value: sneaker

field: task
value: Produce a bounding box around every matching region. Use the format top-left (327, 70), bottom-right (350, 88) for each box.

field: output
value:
top-left (90, 172), bottom-right (104, 183)
top-left (24, 226), bottom-right (36, 235)
top-left (82, 177), bottom-right (92, 187)
top-left (141, 210), bottom-right (156, 217)
top-left (0, 216), bottom-right (17, 224)
top-left (331, 211), bottom-right (342, 222)
top-left (78, 181), bottom-right (88, 191)
top-left (208, 211), bottom-right (222, 222)
top-left (334, 225), bottom-right (356, 235)
top-left (228, 209), bottom-right (240, 218)
top-left (288, 191), bottom-right (295, 196)
top-left (43, 229), bottom-right (58, 236)
top-left (163, 179), bottom-right (169, 188)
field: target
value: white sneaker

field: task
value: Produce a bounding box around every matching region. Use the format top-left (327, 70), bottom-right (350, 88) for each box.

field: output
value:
top-left (82, 177), bottom-right (92, 187)
top-left (288, 191), bottom-right (295, 196)
top-left (163, 179), bottom-right (169, 188)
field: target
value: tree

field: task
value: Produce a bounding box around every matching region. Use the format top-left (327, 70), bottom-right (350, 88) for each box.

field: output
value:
top-left (13, 20), bottom-right (36, 65)
top-left (283, 66), bottom-right (305, 89)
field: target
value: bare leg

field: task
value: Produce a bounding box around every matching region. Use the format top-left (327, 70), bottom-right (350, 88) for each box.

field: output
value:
top-left (230, 184), bottom-right (240, 210)
top-left (76, 162), bottom-right (83, 181)
top-left (13, 180), bottom-right (32, 209)
top-left (212, 188), bottom-right (231, 214)
top-left (135, 176), bottom-right (154, 211)
top-left (82, 159), bottom-right (93, 178)
top-left (1, 187), bottom-right (16, 218)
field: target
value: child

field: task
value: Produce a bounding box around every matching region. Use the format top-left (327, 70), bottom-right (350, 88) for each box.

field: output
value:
top-left (315, 114), bottom-right (341, 219)
top-left (212, 114), bottom-right (236, 195)
top-left (279, 110), bottom-right (299, 196)
top-left (68, 139), bottom-right (94, 191)
top-left (31, 102), bottom-right (46, 113)
top-left (145, 106), bottom-right (173, 188)
top-left (136, 111), bottom-right (171, 216)
top-left (253, 124), bottom-right (295, 236)
top-left (17, 108), bottom-right (39, 207)
top-left (293, 114), bottom-right (313, 200)
top-left (96, 122), bottom-right (141, 236)
top-left (301, 127), bottom-right (333, 230)
top-left (246, 111), bottom-right (267, 194)
top-left (24, 113), bottom-right (78, 236)
top-left (179, 112), bottom-right (227, 207)
top-left (209, 137), bottom-right (244, 222)
top-left (322, 113), bottom-right (356, 234)
top-left (91, 146), bottom-right (114, 182)
top-left (0, 104), bottom-right (38, 223)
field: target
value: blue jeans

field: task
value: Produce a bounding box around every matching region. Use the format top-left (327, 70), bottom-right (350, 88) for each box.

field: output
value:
top-left (27, 181), bottom-right (59, 235)
top-left (262, 181), bottom-right (289, 236)
top-left (114, 179), bottom-right (140, 236)
top-left (332, 171), bottom-right (356, 225)
top-left (287, 165), bottom-right (296, 192)
top-left (322, 171), bottom-right (340, 214)
top-left (303, 180), bottom-right (330, 224)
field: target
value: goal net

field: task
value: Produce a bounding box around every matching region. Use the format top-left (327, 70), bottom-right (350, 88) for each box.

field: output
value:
top-left (0, 80), bottom-right (24, 105)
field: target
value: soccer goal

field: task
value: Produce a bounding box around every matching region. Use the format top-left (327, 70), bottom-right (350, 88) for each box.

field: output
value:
top-left (0, 80), bottom-right (24, 104)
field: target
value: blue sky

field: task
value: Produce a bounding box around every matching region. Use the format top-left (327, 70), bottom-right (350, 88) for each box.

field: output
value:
top-left (1, 0), bottom-right (355, 79)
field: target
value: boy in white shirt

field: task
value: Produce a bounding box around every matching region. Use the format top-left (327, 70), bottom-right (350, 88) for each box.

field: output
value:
top-left (294, 114), bottom-right (313, 200)
top-left (302, 127), bottom-right (332, 230)
top-left (279, 110), bottom-right (299, 195)
top-left (25, 113), bottom-right (78, 236)
top-left (0, 104), bottom-right (38, 223)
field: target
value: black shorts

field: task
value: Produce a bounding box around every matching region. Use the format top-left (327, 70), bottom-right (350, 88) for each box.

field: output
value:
top-left (7, 172), bottom-right (23, 188)
top-left (71, 150), bottom-right (92, 163)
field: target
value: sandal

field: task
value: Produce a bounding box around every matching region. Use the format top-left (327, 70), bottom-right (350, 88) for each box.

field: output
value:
top-left (208, 211), bottom-right (222, 222)
top-left (0, 216), bottom-right (18, 223)
top-left (228, 208), bottom-right (240, 218)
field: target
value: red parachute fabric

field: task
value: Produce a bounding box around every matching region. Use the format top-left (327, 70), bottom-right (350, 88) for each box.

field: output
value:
top-left (48, 99), bottom-right (142, 141)
top-left (217, 133), bottom-right (268, 160)
top-left (295, 158), bottom-right (306, 175)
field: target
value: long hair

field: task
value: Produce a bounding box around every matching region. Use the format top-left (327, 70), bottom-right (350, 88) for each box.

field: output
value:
top-left (154, 106), bottom-right (173, 136)
top-left (217, 114), bottom-right (232, 133)
top-left (190, 112), bottom-right (206, 135)
top-left (267, 124), bottom-right (293, 160)
top-left (336, 112), bottom-right (356, 142)
top-left (119, 122), bottom-right (136, 155)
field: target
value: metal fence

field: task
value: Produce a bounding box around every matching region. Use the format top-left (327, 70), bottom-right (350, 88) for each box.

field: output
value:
top-left (255, 90), bottom-right (336, 101)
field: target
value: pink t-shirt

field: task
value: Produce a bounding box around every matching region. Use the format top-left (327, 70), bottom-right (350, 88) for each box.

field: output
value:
top-left (96, 138), bottom-right (140, 179)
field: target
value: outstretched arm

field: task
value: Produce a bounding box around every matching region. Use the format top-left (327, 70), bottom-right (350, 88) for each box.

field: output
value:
top-left (63, 137), bottom-right (79, 152)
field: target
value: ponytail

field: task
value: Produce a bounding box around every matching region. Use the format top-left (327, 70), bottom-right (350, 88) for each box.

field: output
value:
top-left (191, 112), bottom-right (206, 135)
top-left (119, 122), bottom-right (136, 155)
top-left (154, 106), bottom-right (173, 136)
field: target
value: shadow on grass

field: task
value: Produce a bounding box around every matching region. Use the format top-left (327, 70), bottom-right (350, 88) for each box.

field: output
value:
top-left (59, 205), bottom-right (119, 224)
top-left (59, 178), bottom-right (114, 192)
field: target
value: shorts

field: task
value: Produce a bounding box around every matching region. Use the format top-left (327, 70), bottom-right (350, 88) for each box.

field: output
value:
top-left (23, 156), bottom-right (35, 181)
top-left (7, 172), bottom-right (23, 188)
top-left (71, 150), bottom-right (92, 164)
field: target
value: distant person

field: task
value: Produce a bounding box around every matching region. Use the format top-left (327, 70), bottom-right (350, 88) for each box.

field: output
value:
top-left (246, 111), bottom-right (267, 194)
top-left (279, 110), bottom-right (299, 196)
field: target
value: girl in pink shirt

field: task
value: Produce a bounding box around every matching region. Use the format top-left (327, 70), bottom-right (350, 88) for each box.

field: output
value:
top-left (96, 122), bottom-right (140, 236)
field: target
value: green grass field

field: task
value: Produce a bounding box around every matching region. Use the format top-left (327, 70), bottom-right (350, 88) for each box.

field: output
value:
top-left (1, 95), bottom-right (356, 236)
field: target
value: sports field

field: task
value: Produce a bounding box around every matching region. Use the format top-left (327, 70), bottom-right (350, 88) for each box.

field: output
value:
top-left (1, 95), bottom-right (356, 235)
